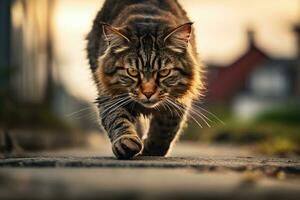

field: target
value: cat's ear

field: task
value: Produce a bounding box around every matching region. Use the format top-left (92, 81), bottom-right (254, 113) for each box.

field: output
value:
top-left (101, 22), bottom-right (130, 46)
top-left (163, 22), bottom-right (193, 52)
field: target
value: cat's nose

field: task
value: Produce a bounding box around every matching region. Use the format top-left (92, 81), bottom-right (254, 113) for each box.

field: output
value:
top-left (141, 79), bottom-right (156, 99)
top-left (143, 91), bottom-right (154, 99)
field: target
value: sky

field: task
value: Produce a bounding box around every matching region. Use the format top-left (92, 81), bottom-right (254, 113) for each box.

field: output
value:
top-left (52, 0), bottom-right (300, 101)
top-left (182, 0), bottom-right (300, 63)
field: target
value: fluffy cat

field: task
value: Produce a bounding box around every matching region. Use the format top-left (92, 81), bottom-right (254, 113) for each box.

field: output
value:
top-left (87, 0), bottom-right (203, 159)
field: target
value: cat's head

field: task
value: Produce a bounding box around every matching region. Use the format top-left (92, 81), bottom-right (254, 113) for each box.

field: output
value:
top-left (95, 22), bottom-right (200, 108)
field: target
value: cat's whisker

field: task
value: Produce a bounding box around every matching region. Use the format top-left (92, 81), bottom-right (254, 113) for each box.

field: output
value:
top-left (160, 101), bottom-right (171, 116)
top-left (106, 99), bottom-right (132, 117)
top-left (187, 113), bottom-right (204, 128)
top-left (188, 108), bottom-right (211, 128)
top-left (65, 110), bottom-right (100, 125)
top-left (71, 111), bottom-right (96, 120)
top-left (102, 98), bottom-right (132, 119)
top-left (153, 105), bottom-right (160, 113)
top-left (66, 107), bottom-right (93, 118)
top-left (101, 100), bottom-right (128, 118)
top-left (190, 107), bottom-right (213, 124)
top-left (192, 104), bottom-right (225, 125)
top-left (103, 97), bottom-right (128, 108)
top-left (94, 93), bottom-right (128, 105)
top-left (162, 101), bottom-right (176, 117)
top-left (165, 99), bottom-right (183, 118)
top-left (172, 104), bottom-right (203, 128)
top-left (165, 97), bottom-right (205, 128)
top-left (165, 98), bottom-right (186, 118)
top-left (76, 113), bottom-right (99, 124)
top-left (163, 99), bottom-right (178, 117)
top-left (154, 103), bottom-right (161, 112)
top-left (167, 96), bottom-right (214, 128)
top-left (101, 97), bottom-right (130, 116)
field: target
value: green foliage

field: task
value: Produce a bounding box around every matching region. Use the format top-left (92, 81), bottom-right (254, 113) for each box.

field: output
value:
top-left (255, 104), bottom-right (300, 125)
top-left (183, 104), bottom-right (300, 156)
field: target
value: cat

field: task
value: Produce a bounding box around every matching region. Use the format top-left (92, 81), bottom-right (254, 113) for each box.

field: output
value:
top-left (87, 0), bottom-right (203, 159)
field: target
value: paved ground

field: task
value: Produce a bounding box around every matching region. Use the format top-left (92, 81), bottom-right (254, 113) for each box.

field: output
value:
top-left (0, 138), bottom-right (300, 200)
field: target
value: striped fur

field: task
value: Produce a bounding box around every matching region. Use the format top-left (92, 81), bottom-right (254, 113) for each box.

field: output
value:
top-left (87, 0), bottom-right (204, 159)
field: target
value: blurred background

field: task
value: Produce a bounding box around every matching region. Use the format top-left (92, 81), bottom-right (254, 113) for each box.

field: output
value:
top-left (0, 0), bottom-right (300, 156)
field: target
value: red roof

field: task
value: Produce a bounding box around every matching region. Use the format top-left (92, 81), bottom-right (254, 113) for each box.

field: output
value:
top-left (206, 45), bottom-right (269, 102)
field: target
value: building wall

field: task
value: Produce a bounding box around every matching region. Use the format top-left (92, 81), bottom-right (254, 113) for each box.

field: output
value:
top-left (10, 0), bottom-right (53, 103)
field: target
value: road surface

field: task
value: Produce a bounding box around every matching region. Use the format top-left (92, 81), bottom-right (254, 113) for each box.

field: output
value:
top-left (0, 140), bottom-right (299, 199)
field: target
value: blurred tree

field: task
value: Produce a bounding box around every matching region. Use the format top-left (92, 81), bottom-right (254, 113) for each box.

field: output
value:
top-left (8, 0), bottom-right (56, 104)
top-left (0, 0), bottom-right (11, 93)
top-left (294, 25), bottom-right (300, 99)
top-left (0, 0), bottom-right (67, 130)
top-left (44, 0), bottom-right (55, 106)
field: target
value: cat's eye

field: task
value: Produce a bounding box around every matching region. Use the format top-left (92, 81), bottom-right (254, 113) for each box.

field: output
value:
top-left (127, 68), bottom-right (139, 77)
top-left (159, 69), bottom-right (171, 77)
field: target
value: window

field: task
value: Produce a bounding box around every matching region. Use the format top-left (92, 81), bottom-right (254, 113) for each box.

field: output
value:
top-left (250, 64), bottom-right (290, 98)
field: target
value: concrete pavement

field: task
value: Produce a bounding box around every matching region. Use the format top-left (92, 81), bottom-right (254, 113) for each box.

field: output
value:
top-left (0, 140), bottom-right (300, 199)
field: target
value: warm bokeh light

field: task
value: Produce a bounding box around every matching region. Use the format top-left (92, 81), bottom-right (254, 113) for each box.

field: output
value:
top-left (52, 0), bottom-right (300, 101)
top-left (184, 0), bottom-right (300, 62)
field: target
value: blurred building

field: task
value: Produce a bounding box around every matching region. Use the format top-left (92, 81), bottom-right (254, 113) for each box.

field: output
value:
top-left (0, 0), bottom-right (97, 130)
top-left (206, 28), bottom-right (300, 120)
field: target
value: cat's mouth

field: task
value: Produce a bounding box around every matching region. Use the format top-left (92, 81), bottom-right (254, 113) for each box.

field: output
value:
top-left (139, 99), bottom-right (159, 108)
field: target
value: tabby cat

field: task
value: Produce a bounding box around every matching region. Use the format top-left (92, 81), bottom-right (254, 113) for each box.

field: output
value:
top-left (87, 0), bottom-right (203, 159)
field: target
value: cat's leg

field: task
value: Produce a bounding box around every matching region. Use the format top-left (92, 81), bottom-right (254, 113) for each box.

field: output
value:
top-left (142, 108), bottom-right (188, 156)
top-left (100, 106), bottom-right (143, 159)
top-left (135, 115), bottom-right (150, 139)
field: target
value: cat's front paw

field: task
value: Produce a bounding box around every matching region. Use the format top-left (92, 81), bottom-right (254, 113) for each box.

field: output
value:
top-left (112, 135), bottom-right (143, 159)
top-left (141, 139), bottom-right (170, 157)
